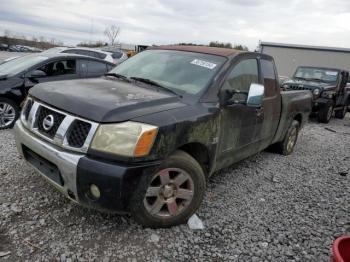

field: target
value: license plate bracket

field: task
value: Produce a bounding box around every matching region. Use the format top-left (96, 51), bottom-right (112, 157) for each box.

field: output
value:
top-left (22, 146), bottom-right (64, 186)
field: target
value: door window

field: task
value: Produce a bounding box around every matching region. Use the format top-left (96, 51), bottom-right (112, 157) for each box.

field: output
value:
top-left (112, 51), bottom-right (123, 59)
top-left (261, 59), bottom-right (277, 97)
top-left (225, 59), bottom-right (259, 93)
top-left (36, 59), bottom-right (76, 77)
top-left (87, 61), bottom-right (108, 74)
top-left (91, 51), bottom-right (106, 60)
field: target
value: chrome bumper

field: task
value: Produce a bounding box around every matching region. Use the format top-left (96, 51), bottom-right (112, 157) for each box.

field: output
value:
top-left (14, 120), bottom-right (84, 202)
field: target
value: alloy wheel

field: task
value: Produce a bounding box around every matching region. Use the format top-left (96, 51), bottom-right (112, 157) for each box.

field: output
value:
top-left (327, 106), bottom-right (334, 121)
top-left (287, 127), bottom-right (297, 153)
top-left (0, 102), bottom-right (16, 128)
top-left (143, 168), bottom-right (194, 218)
top-left (342, 106), bottom-right (347, 117)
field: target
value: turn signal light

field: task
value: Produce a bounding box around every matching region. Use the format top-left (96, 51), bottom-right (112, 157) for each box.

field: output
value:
top-left (134, 128), bottom-right (158, 157)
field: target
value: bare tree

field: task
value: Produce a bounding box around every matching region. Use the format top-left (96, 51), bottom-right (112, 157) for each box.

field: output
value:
top-left (104, 25), bottom-right (120, 46)
top-left (4, 30), bottom-right (11, 37)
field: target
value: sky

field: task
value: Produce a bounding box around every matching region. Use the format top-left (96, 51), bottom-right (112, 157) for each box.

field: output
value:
top-left (0, 0), bottom-right (350, 50)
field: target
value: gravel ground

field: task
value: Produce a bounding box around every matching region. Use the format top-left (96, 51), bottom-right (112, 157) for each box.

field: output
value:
top-left (0, 116), bottom-right (349, 261)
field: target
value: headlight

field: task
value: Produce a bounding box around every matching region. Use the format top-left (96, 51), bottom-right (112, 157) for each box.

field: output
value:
top-left (91, 121), bottom-right (158, 157)
top-left (313, 88), bottom-right (320, 96)
top-left (283, 84), bottom-right (288, 89)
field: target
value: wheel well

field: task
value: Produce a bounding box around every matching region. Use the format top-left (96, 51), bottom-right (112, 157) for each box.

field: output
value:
top-left (178, 143), bottom-right (210, 176)
top-left (0, 94), bottom-right (22, 107)
top-left (294, 114), bottom-right (302, 125)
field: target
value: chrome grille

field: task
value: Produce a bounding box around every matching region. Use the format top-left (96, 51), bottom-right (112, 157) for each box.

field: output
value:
top-left (23, 99), bottom-right (33, 121)
top-left (67, 120), bottom-right (92, 148)
top-left (20, 99), bottom-right (99, 153)
top-left (37, 106), bottom-right (65, 138)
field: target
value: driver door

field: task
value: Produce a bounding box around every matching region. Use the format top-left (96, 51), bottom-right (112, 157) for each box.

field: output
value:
top-left (217, 58), bottom-right (262, 169)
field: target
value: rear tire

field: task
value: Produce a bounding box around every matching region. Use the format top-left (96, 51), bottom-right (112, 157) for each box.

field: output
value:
top-left (318, 103), bottom-right (334, 123)
top-left (274, 120), bottom-right (300, 156)
top-left (130, 150), bottom-right (206, 228)
top-left (0, 98), bottom-right (20, 130)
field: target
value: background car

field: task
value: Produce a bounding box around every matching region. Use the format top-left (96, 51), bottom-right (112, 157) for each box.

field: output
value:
top-left (0, 43), bottom-right (8, 51)
top-left (279, 75), bottom-right (290, 87)
top-left (44, 47), bottom-right (127, 64)
top-left (0, 53), bottom-right (115, 129)
top-left (0, 56), bottom-right (20, 65)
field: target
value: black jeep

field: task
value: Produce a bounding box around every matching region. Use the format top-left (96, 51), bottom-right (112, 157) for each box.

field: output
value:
top-left (282, 66), bottom-right (349, 123)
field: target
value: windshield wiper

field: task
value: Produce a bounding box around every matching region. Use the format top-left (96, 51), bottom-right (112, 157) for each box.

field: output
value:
top-left (105, 73), bottom-right (130, 82)
top-left (130, 77), bottom-right (182, 97)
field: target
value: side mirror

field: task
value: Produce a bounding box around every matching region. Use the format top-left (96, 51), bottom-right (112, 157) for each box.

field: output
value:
top-left (247, 83), bottom-right (264, 108)
top-left (28, 70), bottom-right (46, 78)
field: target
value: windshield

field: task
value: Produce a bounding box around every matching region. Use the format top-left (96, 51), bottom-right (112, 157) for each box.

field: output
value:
top-left (109, 50), bottom-right (226, 95)
top-left (0, 55), bottom-right (48, 77)
top-left (294, 67), bottom-right (339, 83)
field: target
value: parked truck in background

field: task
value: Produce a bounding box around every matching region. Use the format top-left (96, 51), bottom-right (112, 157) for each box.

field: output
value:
top-left (282, 66), bottom-right (349, 123)
top-left (14, 46), bottom-right (312, 228)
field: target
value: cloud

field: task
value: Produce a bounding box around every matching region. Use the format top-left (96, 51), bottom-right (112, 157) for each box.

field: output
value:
top-left (0, 0), bottom-right (349, 50)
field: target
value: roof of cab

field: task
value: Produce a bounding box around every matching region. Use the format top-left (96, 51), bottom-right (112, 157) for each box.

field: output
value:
top-left (151, 45), bottom-right (244, 57)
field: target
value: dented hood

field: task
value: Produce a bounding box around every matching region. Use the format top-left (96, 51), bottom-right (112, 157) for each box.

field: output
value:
top-left (29, 78), bottom-right (186, 123)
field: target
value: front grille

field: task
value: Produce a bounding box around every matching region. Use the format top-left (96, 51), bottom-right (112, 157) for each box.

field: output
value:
top-left (288, 85), bottom-right (312, 91)
top-left (21, 100), bottom-right (98, 153)
top-left (37, 106), bottom-right (65, 138)
top-left (67, 120), bottom-right (92, 148)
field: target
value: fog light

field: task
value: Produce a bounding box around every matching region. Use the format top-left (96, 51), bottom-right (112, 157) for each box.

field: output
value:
top-left (90, 184), bottom-right (101, 199)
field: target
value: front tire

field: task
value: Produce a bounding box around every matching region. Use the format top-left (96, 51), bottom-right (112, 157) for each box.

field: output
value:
top-left (334, 104), bottom-right (348, 119)
top-left (318, 103), bottom-right (334, 123)
top-left (130, 150), bottom-right (206, 228)
top-left (275, 120), bottom-right (300, 156)
top-left (0, 98), bottom-right (20, 130)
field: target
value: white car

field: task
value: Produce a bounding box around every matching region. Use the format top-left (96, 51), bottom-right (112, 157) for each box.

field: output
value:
top-left (0, 56), bottom-right (20, 65)
top-left (43, 47), bottom-right (127, 65)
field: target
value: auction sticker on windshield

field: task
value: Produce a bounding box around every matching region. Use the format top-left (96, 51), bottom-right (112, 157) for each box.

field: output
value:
top-left (325, 71), bottom-right (338, 76)
top-left (191, 59), bottom-right (217, 69)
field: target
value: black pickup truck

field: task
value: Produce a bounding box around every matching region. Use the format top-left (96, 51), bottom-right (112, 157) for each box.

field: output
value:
top-left (282, 66), bottom-right (350, 123)
top-left (14, 46), bottom-right (312, 228)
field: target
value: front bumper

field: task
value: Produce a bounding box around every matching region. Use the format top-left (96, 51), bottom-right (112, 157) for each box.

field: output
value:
top-left (14, 121), bottom-right (160, 213)
top-left (312, 97), bottom-right (331, 112)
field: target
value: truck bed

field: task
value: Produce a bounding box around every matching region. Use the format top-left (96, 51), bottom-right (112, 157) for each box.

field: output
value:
top-left (272, 90), bottom-right (312, 144)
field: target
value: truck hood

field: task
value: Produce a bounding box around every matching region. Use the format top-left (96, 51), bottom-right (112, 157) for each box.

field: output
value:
top-left (30, 78), bottom-right (187, 123)
top-left (284, 79), bottom-right (335, 91)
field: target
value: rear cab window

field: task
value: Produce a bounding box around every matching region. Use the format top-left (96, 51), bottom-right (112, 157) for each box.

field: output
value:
top-left (260, 59), bottom-right (277, 97)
